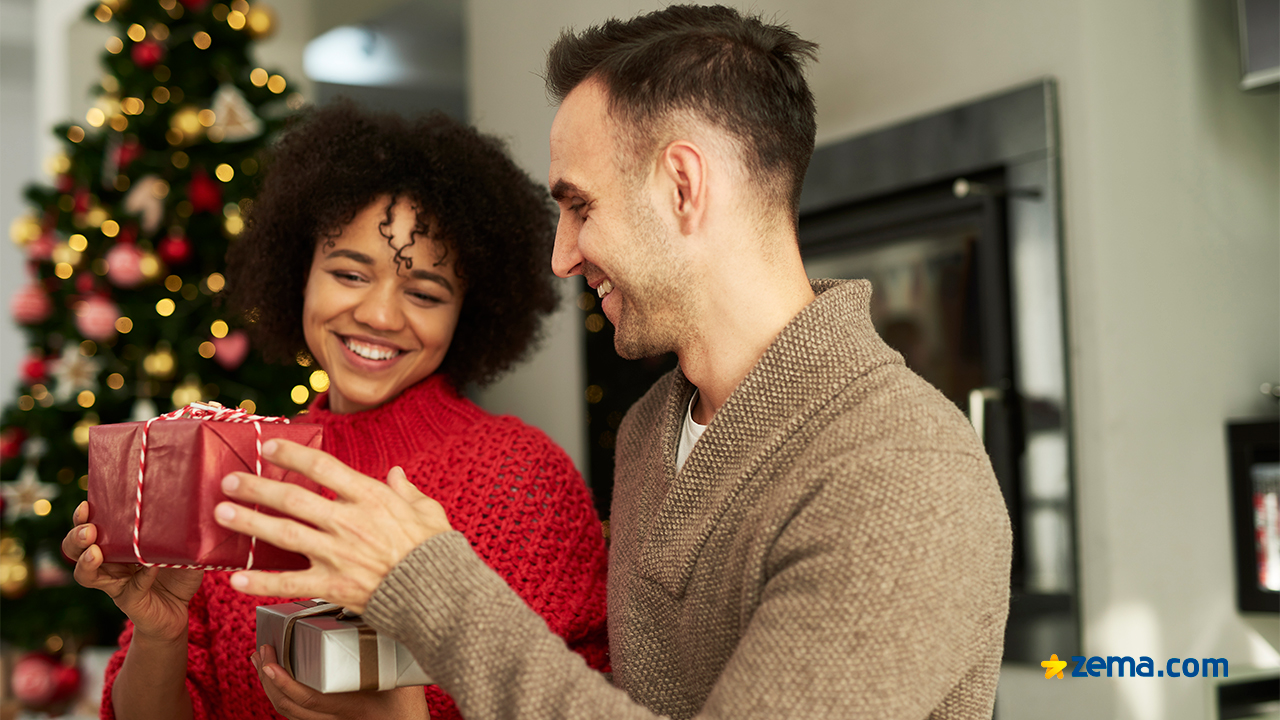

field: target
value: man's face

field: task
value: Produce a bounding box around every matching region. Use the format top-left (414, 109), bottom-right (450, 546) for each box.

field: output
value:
top-left (549, 80), bottom-right (694, 359)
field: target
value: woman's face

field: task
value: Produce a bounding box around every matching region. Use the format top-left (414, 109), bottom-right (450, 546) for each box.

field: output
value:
top-left (302, 196), bottom-right (463, 414)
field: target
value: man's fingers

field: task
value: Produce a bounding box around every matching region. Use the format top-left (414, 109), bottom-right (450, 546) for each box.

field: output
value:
top-left (220, 472), bottom-right (333, 526)
top-left (73, 500), bottom-right (89, 526)
top-left (228, 568), bottom-right (365, 612)
top-left (260, 438), bottom-right (377, 502)
top-left (213, 500), bottom-right (326, 556)
top-left (387, 466), bottom-right (421, 501)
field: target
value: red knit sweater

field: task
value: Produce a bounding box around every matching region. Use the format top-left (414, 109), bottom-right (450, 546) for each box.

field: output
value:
top-left (99, 374), bottom-right (609, 719)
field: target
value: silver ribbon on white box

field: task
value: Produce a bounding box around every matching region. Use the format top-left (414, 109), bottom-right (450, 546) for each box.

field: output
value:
top-left (256, 600), bottom-right (432, 693)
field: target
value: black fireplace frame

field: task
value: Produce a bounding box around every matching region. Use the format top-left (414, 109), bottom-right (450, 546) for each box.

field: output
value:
top-left (798, 79), bottom-right (1078, 663)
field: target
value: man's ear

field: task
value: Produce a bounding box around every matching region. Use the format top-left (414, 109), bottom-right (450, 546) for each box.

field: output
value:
top-left (658, 141), bottom-right (706, 235)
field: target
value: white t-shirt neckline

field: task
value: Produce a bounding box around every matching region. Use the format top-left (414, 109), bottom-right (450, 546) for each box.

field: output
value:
top-left (677, 389), bottom-right (708, 473)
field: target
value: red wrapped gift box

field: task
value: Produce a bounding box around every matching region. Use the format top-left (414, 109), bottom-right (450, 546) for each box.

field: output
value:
top-left (87, 408), bottom-right (323, 570)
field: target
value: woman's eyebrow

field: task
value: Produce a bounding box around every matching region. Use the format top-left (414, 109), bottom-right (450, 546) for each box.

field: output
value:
top-left (327, 248), bottom-right (455, 293)
top-left (409, 268), bottom-right (455, 294)
top-left (325, 248), bottom-right (375, 265)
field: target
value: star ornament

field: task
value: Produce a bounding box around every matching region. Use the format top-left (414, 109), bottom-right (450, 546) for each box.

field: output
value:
top-left (1042, 653), bottom-right (1067, 679)
top-left (51, 345), bottom-right (102, 403)
top-left (1, 466), bottom-right (58, 522)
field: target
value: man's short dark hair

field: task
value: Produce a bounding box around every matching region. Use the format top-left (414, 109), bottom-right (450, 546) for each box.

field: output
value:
top-left (545, 4), bottom-right (818, 218)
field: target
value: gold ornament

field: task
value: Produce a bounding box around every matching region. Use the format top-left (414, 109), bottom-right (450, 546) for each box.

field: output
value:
top-left (169, 106), bottom-right (204, 144)
top-left (73, 414), bottom-right (101, 450)
top-left (143, 346), bottom-right (176, 379)
top-left (244, 3), bottom-right (276, 39)
top-left (140, 251), bottom-right (163, 281)
top-left (0, 539), bottom-right (31, 599)
top-left (9, 215), bottom-right (41, 246)
top-left (171, 376), bottom-right (204, 407)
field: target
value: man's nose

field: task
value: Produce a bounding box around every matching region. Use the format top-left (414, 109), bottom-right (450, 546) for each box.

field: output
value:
top-left (551, 213), bottom-right (584, 279)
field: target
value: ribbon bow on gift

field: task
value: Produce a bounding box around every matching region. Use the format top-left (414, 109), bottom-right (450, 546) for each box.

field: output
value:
top-left (134, 402), bottom-right (290, 570)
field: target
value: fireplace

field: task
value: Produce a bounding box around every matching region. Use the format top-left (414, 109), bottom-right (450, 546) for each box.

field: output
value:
top-left (798, 79), bottom-right (1076, 663)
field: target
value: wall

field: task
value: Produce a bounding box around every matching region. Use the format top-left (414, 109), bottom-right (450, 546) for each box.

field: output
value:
top-left (466, 1), bottom-right (1280, 719)
top-left (0, 0), bottom-right (38, 409)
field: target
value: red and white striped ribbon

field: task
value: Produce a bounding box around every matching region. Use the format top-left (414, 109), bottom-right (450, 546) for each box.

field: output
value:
top-left (134, 402), bottom-right (290, 571)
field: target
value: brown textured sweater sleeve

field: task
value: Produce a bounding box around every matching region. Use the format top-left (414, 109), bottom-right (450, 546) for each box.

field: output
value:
top-left (364, 531), bottom-right (661, 720)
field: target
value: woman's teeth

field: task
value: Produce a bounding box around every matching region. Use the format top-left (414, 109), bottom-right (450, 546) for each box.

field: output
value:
top-left (343, 338), bottom-right (400, 361)
top-left (597, 280), bottom-right (614, 298)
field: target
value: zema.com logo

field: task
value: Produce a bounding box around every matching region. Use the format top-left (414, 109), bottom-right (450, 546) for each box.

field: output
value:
top-left (1041, 654), bottom-right (1228, 679)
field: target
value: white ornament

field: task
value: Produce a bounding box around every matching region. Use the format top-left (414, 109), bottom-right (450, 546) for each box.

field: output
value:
top-left (2, 441), bottom-right (57, 522)
top-left (124, 175), bottom-right (167, 235)
top-left (211, 84), bottom-right (263, 142)
top-left (130, 397), bottom-right (159, 422)
top-left (51, 345), bottom-right (102, 404)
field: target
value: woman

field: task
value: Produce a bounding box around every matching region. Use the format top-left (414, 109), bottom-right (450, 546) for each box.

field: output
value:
top-left (62, 102), bottom-right (609, 720)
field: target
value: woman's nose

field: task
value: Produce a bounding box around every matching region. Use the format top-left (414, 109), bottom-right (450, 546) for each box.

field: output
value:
top-left (352, 284), bottom-right (404, 331)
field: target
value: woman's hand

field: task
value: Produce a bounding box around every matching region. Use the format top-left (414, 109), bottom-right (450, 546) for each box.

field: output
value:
top-left (61, 501), bottom-right (203, 643)
top-left (213, 439), bottom-right (453, 612)
top-left (250, 644), bottom-right (429, 720)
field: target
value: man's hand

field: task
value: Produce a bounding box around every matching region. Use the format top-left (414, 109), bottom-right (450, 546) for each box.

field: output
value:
top-left (212, 439), bottom-right (453, 612)
top-left (250, 644), bottom-right (429, 720)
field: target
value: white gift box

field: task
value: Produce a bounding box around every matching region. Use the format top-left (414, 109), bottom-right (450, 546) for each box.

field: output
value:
top-left (256, 600), bottom-right (432, 693)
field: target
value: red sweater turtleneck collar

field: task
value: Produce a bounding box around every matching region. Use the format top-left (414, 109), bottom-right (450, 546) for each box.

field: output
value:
top-left (299, 374), bottom-right (487, 478)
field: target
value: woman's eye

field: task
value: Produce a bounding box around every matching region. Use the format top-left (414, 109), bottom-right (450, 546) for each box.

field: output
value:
top-left (331, 271), bottom-right (364, 283)
top-left (409, 291), bottom-right (442, 304)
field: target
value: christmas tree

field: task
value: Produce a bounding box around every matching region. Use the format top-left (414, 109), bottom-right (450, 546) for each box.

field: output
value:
top-left (0, 0), bottom-right (314, 681)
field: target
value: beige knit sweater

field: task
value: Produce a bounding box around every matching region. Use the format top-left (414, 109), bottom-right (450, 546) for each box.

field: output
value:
top-left (365, 279), bottom-right (1012, 719)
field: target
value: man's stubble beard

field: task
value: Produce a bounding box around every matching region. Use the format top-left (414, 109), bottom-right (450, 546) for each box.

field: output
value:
top-left (611, 198), bottom-right (696, 361)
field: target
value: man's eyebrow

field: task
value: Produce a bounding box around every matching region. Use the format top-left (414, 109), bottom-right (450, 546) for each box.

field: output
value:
top-left (550, 179), bottom-right (583, 202)
top-left (325, 248), bottom-right (455, 294)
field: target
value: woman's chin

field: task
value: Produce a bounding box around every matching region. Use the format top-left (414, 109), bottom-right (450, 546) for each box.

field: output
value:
top-left (327, 387), bottom-right (395, 415)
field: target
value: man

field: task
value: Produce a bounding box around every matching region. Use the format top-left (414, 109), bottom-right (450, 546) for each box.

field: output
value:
top-left (214, 6), bottom-right (1012, 718)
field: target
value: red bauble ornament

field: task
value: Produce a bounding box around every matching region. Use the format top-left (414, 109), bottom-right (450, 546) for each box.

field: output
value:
top-left (187, 169), bottom-right (223, 214)
top-left (105, 241), bottom-right (146, 288)
top-left (115, 137), bottom-right (145, 170)
top-left (75, 272), bottom-right (96, 294)
top-left (11, 652), bottom-right (82, 712)
top-left (212, 329), bottom-right (250, 370)
top-left (73, 188), bottom-right (90, 214)
top-left (158, 234), bottom-right (193, 265)
top-left (56, 174), bottom-right (74, 193)
top-left (0, 427), bottom-right (27, 461)
top-left (26, 232), bottom-right (55, 262)
top-left (19, 353), bottom-right (48, 385)
top-left (10, 283), bottom-right (53, 325)
top-left (130, 39), bottom-right (166, 70)
top-left (75, 295), bottom-right (120, 341)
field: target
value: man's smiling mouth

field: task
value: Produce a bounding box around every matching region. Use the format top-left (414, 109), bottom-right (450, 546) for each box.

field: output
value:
top-left (341, 336), bottom-right (403, 361)
top-left (597, 279), bottom-right (615, 298)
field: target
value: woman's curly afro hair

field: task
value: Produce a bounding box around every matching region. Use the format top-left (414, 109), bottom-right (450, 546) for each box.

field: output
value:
top-left (225, 100), bottom-right (559, 389)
